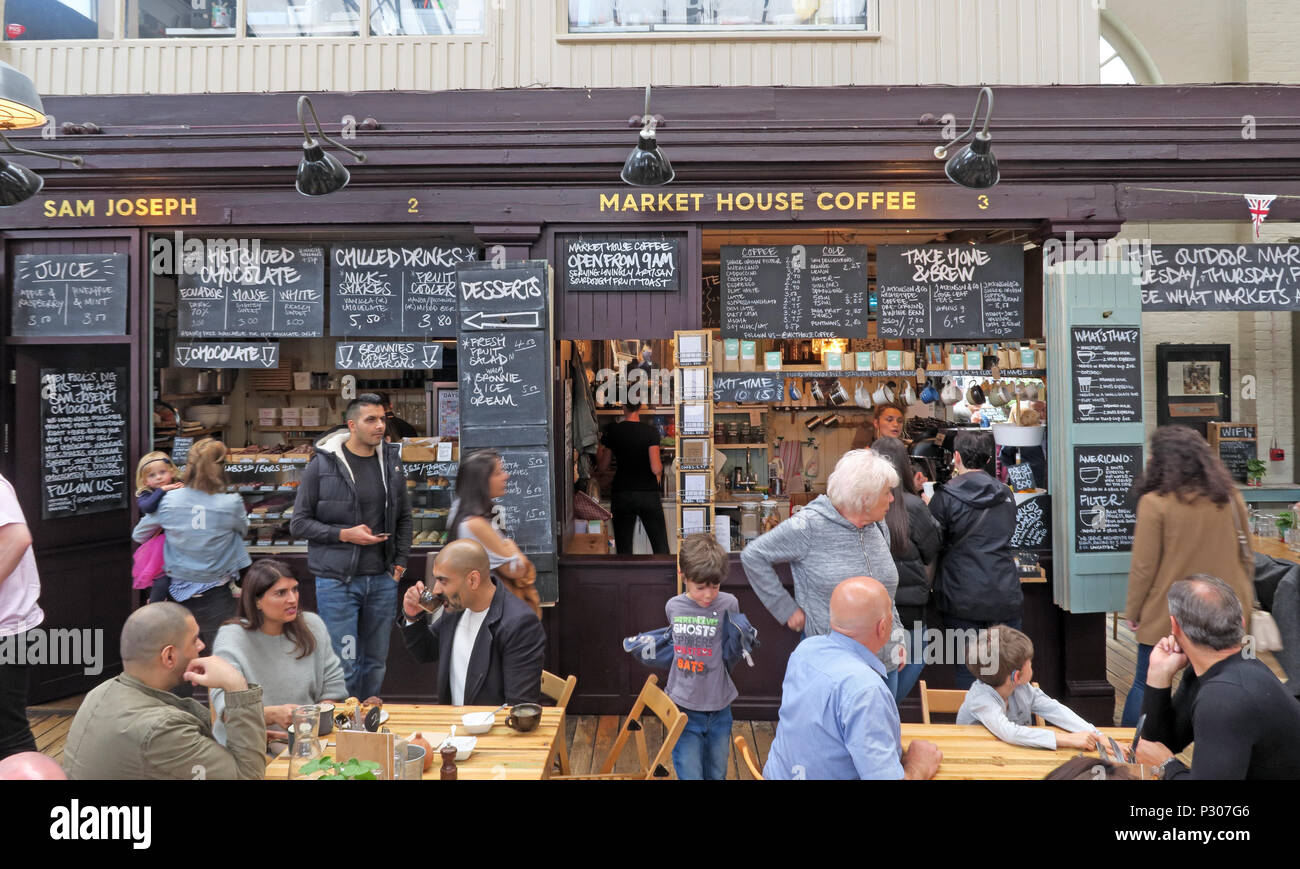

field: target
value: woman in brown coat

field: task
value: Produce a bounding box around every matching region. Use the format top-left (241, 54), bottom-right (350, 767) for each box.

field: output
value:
top-left (1121, 425), bottom-right (1253, 726)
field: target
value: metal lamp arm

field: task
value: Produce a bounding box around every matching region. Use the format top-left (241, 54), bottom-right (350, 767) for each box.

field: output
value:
top-left (640, 85), bottom-right (658, 134)
top-left (0, 130), bottom-right (84, 167)
top-left (297, 95), bottom-right (367, 163)
top-left (933, 86), bottom-right (994, 158)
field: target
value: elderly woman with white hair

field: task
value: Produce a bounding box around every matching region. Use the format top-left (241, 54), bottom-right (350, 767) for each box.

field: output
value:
top-left (741, 449), bottom-right (906, 693)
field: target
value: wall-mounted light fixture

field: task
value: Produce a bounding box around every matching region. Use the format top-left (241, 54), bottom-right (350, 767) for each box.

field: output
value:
top-left (296, 95), bottom-right (366, 196)
top-left (621, 86), bottom-right (674, 187)
top-left (0, 61), bottom-right (83, 207)
top-left (934, 86), bottom-right (998, 189)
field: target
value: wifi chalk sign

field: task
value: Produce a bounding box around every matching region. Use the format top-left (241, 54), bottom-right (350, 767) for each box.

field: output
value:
top-left (334, 342), bottom-right (443, 370)
top-left (175, 342), bottom-right (280, 368)
top-left (12, 254), bottom-right (128, 337)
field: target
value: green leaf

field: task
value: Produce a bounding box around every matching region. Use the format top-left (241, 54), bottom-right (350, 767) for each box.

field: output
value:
top-left (353, 771), bottom-right (378, 780)
top-left (360, 760), bottom-right (382, 771)
top-left (297, 757), bottom-right (327, 774)
top-left (319, 774), bottom-right (346, 780)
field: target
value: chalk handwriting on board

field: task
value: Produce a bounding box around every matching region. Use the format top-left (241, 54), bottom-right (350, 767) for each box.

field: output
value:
top-left (564, 238), bottom-right (680, 292)
top-left (330, 244), bottom-right (476, 337)
top-left (12, 254), bottom-right (128, 337)
top-left (876, 245), bottom-right (1025, 339)
top-left (175, 342), bottom-right (280, 368)
top-left (334, 342), bottom-right (443, 370)
top-left (713, 374), bottom-right (783, 404)
top-left (178, 245), bottom-right (325, 338)
top-left (41, 368), bottom-right (129, 519)
top-left (1133, 244), bottom-right (1300, 311)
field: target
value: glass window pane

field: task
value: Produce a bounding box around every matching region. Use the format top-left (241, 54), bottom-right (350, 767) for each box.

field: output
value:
top-left (369, 0), bottom-right (483, 36)
top-left (247, 0), bottom-right (359, 38)
top-left (4, 0), bottom-right (113, 40)
top-left (568, 0), bottom-right (870, 32)
top-left (125, 0), bottom-right (237, 38)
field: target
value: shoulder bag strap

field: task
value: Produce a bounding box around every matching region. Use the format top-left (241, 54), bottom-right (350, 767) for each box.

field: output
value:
top-left (1228, 497), bottom-right (1254, 569)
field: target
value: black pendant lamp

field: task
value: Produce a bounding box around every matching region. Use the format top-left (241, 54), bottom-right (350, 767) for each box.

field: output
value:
top-left (621, 86), bottom-right (674, 187)
top-left (0, 61), bottom-right (83, 207)
top-left (933, 86), bottom-right (998, 189)
top-left (295, 95), bottom-right (366, 196)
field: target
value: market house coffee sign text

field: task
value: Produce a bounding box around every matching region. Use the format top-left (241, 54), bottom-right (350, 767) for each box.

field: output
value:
top-left (599, 189), bottom-right (919, 214)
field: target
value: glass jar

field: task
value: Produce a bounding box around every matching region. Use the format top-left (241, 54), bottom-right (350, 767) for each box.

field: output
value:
top-left (287, 704), bottom-right (322, 780)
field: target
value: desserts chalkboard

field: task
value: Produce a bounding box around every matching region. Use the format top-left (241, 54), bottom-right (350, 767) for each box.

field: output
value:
top-left (1012, 493), bottom-right (1051, 553)
top-left (40, 367), bottom-right (128, 519)
top-left (490, 447), bottom-right (555, 553)
top-left (1071, 326), bottom-right (1142, 423)
top-left (334, 342), bottom-right (443, 370)
top-left (1134, 244), bottom-right (1300, 311)
top-left (713, 373), bottom-right (784, 404)
top-left (175, 342), bottom-right (280, 368)
top-left (1074, 445), bottom-right (1142, 553)
top-left (330, 244), bottom-right (477, 337)
top-left (721, 245), bottom-right (868, 339)
top-left (12, 254), bottom-right (128, 337)
top-left (178, 244), bottom-right (325, 337)
top-left (876, 244), bottom-right (1024, 339)
top-left (562, 238), bottom-right (680, 292)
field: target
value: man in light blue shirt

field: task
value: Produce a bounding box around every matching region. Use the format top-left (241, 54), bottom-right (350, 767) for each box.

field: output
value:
top-left (765, 576), bottom-right (942, 780)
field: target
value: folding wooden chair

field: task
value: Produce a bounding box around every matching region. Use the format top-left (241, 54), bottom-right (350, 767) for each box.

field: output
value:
top-left (734, 734), bottom-right (764, 780)
top-left (919, 680), bottom-right (965, 724)
top-left (553, 674), bottom-right (685, 780)
top-left (540, 669), bottom-right (578, 775)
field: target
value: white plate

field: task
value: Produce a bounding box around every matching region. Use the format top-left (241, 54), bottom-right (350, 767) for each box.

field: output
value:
top-left (378, 709), bottom-right (389, 724)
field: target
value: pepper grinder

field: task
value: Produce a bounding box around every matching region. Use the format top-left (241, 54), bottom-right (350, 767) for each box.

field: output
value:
top-left (439, 744), bottom-right (458, 781)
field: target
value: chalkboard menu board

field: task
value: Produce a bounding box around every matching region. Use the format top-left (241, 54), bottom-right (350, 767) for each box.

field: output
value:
top-left (562, 238), bottom-right (680, 292)
top-left (1218, 440), bottom-right (1256, 483)
top-left (491, 447), bottom-right (555, 553)
top-left (175, 342), bottom-right (280, 368)
top-left (335, 342), bottom-right (443, 370)
top-left (330, 244), bottom-right (477, 337)
top-left (1006, 462), bottom-right (1037, 492)
top-left (178, 245), bottom-right (325, 337)
top-left (713, 373), bottom-right (783, 403)
top-left (702, 268), bottom-right (721, 329)
top-left (721, 245), bottom-right (868, 339)
top-left (1074, 445), bottom-right (1142, 553)
top-left (1134, 244), bottom-right (1300, 311)
top-left (171, 437), bottom-right (194, 467)
top-left (1071, 326), bottom-right (1142, 423)
top-left (876, 244), bottom-right (1024, 339)
top-left (40, 368), bottom-right (128, 519)
top-left (12, 254), bottom-right (128, 337)
top-left (1012, 493), bottom-right (1051, 553)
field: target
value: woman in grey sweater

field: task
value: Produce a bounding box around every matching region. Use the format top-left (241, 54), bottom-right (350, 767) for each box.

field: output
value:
top-left (741, 449), bottom-right (905, 693)
top-left (212, 559), bottom-right (346, 743)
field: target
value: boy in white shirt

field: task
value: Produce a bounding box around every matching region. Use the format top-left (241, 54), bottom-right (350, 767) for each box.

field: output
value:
top-left (957, 625), bottom-right (1102, 751)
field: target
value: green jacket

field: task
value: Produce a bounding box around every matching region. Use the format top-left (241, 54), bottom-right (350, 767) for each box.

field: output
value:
top-left (63, 673), bottom-right (266, 780)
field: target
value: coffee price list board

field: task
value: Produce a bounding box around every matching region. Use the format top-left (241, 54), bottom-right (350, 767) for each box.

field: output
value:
top-left (1071, 326), bottom-right (1142, 423)
top-left (1074, 445), bottom-right (1142, 553)
top-left (40, 368), bottom-right (129, 519)
top-left (330, 244), bottom-right (478, 337)
top-left (876, 244), bottom-right (1024, 339)
top-left (12, 254), bottom-right (128, 337)
top-left (561, 238), bottom-right (680, 292)
top-left (721, 245), bottom-right (867, 339)
top-left (1133, 244), bottom-right (1300, 311)
top-left (178, 245), bottom-right (325, 337)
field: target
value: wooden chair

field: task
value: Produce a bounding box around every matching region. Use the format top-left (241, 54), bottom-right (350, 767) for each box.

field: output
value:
top-left (919, 680), bottom-right (965, 724)
top-left (734, 734), bottom-right (764, 780)
top-left (553, 674), bottom-right (685, 780)
top-left (541, 669), bottom-right (578, 775)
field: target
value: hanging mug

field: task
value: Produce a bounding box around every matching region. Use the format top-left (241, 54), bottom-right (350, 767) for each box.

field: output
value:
top-left (872, 383), bottom-right (895, 405)
top-left (828, 379), bottom-right (850, 406)
top-left (902, 381), bottom-right (917, 406)
top-left (966, 383), bottom-right (986, 406)
top-left (988, 382), bottom-right (1008, 407)
top-left (940, 378), bottom-right (962, 406)
top-left (919, 379), bottom-right (940, 404)
top-left (855, 381), bottom-right (873, 409)
top-left (809, 380), bottom-right (826, 404)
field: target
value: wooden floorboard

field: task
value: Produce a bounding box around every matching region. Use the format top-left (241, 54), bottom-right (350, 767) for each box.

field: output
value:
top-left (567, 715), bottom-right (598, 776)
top-left (591, 714), bottom-right (621, 774)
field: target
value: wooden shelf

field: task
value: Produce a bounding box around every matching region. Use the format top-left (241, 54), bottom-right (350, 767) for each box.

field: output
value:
top-left (162, 392), bottom-right (230, 401)
top-left (717, 443), bottom-right (770, 448)
top-left (156, 426), bottom-right (225, 440)
top-left (253, 425), bottom-right (332, 432)
top-left (252, 390), bottom-right (340, 396)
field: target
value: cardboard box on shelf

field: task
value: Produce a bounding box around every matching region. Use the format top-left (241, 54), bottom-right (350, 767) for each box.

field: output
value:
top-left (566, 533), bottom-right (609, 555)
top-left (300, 407), bottom-right (322, 427)
top-left (280, 408), bottom-right (301, 426)
top-left (258, 408), bottom-right (278, 425)
top-left (293, 372), bottom-right (312, 391)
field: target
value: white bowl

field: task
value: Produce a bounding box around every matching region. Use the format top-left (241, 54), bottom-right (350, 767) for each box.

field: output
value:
top-left (461, 712), bottom-right (495, 734)
top-left (444, 736), bottom-right (476, 761)
top-left (992, 423), bottom-right (1046, 447)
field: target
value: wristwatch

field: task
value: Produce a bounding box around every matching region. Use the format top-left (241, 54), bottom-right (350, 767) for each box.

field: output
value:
top-left (1152, 756), bottom-right (1183, 780)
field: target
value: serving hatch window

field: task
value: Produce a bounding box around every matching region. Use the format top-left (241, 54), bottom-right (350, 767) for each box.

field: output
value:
top-left (567, 0), bottom-right (872, 33)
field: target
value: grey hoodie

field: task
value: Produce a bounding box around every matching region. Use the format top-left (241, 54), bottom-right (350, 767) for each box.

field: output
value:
top-left (740, 495), bottom-right (903, 671)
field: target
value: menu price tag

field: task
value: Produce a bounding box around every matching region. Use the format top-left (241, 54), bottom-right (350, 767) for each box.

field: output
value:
top-left (493, 447), bottom-right (554, 552)
top-left (40, 368), bottom-right (129, 519)
top-left (713, 373), bottom-right (784, 404)
top-left (1074, 445), bottom-right (1142, 553)
top-left (1012, 493), bottom-right (1051, 552)
top-left (1071, 326), bottom-right (1142, 423)
top-left (12, 254), bottom-right (129, 337)
top-left (876, 244), bottom-right (1025, 339)
top-left (171, 437), bottom-right (194, 467)
top-left (334, 342), bottom-right (443, 370)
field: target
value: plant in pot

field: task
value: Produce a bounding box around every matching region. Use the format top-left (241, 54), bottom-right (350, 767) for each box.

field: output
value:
top-left (1277, 510), bottom-right (1295, 541)
top-left (293, 755), bottom-right (382, 780)
top-left (1245, 458), bottom-right (1267, 487)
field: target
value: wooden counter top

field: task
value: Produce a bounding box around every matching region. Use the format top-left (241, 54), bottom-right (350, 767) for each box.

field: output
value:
top-left (1252, 533), bottom-right (1300, 566)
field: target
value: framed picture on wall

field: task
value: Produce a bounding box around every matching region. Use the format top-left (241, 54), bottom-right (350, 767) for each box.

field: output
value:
top-left (1155, 344), bottom-right (1230, 437)
top-left (434, 383), bottom-right (459, 438)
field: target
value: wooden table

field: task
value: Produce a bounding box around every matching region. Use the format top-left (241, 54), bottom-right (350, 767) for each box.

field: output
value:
top-left (900, 724), bottom-right (1138, 780)
top-left (264, 704), bottom-right (564, 781)
top-left (1252, 533), bottom-right (1300, 566)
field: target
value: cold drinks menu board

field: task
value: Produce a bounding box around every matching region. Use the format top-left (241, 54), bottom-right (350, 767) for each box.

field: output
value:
top-left (11, 254), bottom-right (128, 337)
top-left (178, 244), bottom-right (325, 337)
top-left (330, 244), bottom-right (478, 337)
top-left (876, 244), bottom-right (1025, 339)
top-left (720, 245), bottom-right (868, 339)
top-left (40, 368), bottom-right (129, 519)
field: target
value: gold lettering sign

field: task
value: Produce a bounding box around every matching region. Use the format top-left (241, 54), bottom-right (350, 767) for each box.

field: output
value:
top-left (42, 197), bottom-right (198, 219)
top-left (598, 190), bottom-right (918, 213)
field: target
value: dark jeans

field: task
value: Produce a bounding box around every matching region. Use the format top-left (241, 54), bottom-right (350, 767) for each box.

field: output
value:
top-left (315, 574), bottom-right (400, 700)
top-left (612, 489), bottom-right (669, 555)
top-left (672, 706), bottom-right (732, 780)
top-left (944, 615), bottom-right (1023, 690)
top-left (171, 583), bottom-right (236, 698)
top-left (1121, 642), bottom-right (1153, 728)
top-left (0, 636), bottom-right (37, 761)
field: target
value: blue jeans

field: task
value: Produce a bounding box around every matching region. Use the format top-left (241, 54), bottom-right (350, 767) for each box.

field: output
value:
top-left (1121, 643), bottom-right (1152, 727)
top-left (895, 629), bottom-right (925, 701)
top-left (672, 706), bottom-right (733, 780)
top-left (944, 615), bottom-right (1023, 690)
top-left (315, 574), bottom-right (400, 700)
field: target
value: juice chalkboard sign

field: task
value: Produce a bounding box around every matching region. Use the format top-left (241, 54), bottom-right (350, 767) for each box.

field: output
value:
top-left (562, 238), bottom-right (680, 292)
top-left (1073, 445), bottom-right (1142, 553)
top-left (713, 373), bottom-right (784, 404)
top-left (721, 245), bottom-right (868, 339)
top-left (1134, 244), bottom-right (1300, 311)
top-left (1071, 326), bottom-right (1142, 423)
top-left (334, 342), bottom-right (443, 370)
top-left (12, 254), bottom-right (128, 336)
top-left (491, 447), bottom-right (555, 553)
top-left (40, 368), bottom-right (129, 519)
top-left (330, 244), bottom-right (477, 337)
top-left (876, 244), bottom-right (1025, 339)
top-left (178, 244), bottom-right (325, 338)
top-left (1012, 493), bottom-right (1052, 552)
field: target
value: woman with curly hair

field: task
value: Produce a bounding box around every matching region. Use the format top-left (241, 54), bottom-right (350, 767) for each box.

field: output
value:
top-left (1121, 425), bottom-right (1254, 726)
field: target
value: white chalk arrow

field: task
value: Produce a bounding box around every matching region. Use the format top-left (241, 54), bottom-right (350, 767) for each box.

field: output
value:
top-left (260, 346), bottom-right (278, 368)
top-left (462, 310), bottom-right (539, 330)
top-left (422, 345), bottom-right (441, 367)
top-left (336, 345), bottom-right (355, 368)
top-left (176, 346), bottom-right (192, 366)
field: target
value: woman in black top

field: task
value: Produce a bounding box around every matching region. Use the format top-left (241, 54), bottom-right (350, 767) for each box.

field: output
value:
top-left (598, 401), bottom-right (668, 554)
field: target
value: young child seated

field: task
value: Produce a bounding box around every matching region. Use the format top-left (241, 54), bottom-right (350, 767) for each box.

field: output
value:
top-left (956, 625), bottom-right (1101, 751)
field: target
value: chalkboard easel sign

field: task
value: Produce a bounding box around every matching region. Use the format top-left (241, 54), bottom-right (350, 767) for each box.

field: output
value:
top-left (1208, 423), bottom-right (1258, 483)
top-left (12, 254), bottom-right (129, 337)
top-left (876, 244), bottom-right (1025, 339)
top-left (562, 237), bottom-right (680, 293)
top-left (40, 367), bottom-right (129, 519)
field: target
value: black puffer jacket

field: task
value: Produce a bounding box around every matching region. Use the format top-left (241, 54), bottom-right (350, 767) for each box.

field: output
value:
top-left (290, 430), bottom-right (412, 581)
top-left (892, 492), bottom-right (941, 628)
top-left (929, 470), bottom-right (1022, 622)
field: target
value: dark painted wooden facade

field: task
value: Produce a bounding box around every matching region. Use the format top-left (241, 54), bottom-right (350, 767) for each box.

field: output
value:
top-left (3, 84), bottom-right (1298, 712)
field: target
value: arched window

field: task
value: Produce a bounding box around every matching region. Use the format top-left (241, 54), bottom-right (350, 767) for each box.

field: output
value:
top-left (1099, 11), bottom-right (1162, 85)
